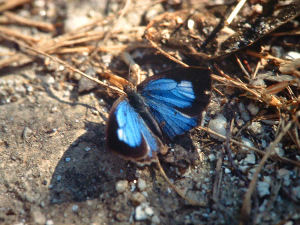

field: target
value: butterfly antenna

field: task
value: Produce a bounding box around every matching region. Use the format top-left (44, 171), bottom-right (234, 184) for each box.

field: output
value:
top-left (156, 158), bottom-right (206, 206)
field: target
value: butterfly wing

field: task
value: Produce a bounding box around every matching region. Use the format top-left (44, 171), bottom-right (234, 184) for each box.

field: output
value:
top-left (106, 96), bottom-right (163, 161)
top-left (138, 67), bottom-right (211, 139)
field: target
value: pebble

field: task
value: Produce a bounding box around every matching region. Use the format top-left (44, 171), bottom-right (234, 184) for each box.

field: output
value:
top-left (72, 204), bottom-right (79, 212)
top-left (131, 192), bottom-right (146, 205)
top-left (239, 103), bottom-right (250, 121)
top-left (271, 46), bottom-right (284, 58)
top-left (208, 114), bottom-right (227, 140)
top-left (277, 168), bottom-right (291, 186)
top-left (274, 146), bottom-right (285, 157)
top-left (42, 74), bottom-right (55, 85)
top-left (56, 175), bottom-right (61, 182)
top-left (292, 186), bottom-right (300, 200)
top-left (65, 157), bottom-right (71, 162)
top-left (284, 51), bottom-right (300, 60)
top-left (84, 146), bottom-right (91, 152)
top-left (115, 180), bottom-right (128, 193)
top-left (242, 153), bottom-right (256, 165)
top-left (241, 137), bottom-right (254, 151)
top-left (247, 103), bottom-right (259, 115)
top-left (257, 181), bottom-right (270, 197)
top-left (135, 203), bottom-right (154, 221)
top-left (22, 127), bottom-right (33, 140)
top-left (151, 215), bottom-right (161, 224)
top-left (137, 178), bottom-right (147, 191)
top-left (45, 220), bottom-right (54, 225)
top-left (32, 209), bottom-right (46, 225)
top-left (224, 168), bottom-right (231, 174)
top-left (208, 154), bottom-right (216, 162)
top-left (248, 122), bottom-right (263, 134)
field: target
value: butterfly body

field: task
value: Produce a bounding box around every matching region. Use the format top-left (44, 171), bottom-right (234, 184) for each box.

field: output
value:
top-left (106, 67), bottom-right (211, 163)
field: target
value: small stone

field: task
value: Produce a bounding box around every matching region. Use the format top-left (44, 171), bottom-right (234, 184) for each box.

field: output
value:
top-left (151, 215), bottom-right (160, 224)
top-left (50, 106), bottom-right (58, 113)
top-left (241, 137), bottom-right (254, 151)
top-left (284, 221), bottom-right (294, 225)
top-left (292, 186), bottom-right (300, 200)
top-left (22, 127), bottom-right (33, 140)
top-left (239, 165), bottom-right (249, 173)
top-left (271, 46), bottom-right (284, 58)
top-left (247, 103), bottom-right (259, 115)
top-left (131, 192), bottom-right (146, 205)
top-left (72, 204), bottom-right (79, 212)
top-left (32, 209), bottom-right (46, 225)
top-left (65, 157), bottom-right (71, 162)
top-left (284, 51), bottom-right (300, 60)
top-left (248, 122), bottom-right (263, 134)
top-left (115, 212), bottom-right (127, 221)
top-left (42, 75), bottom-right (55, 85)
top-left (208, 154), bottom-right (216, 162)
top-left (239, 103), bottom-right (250, 121)
top-left (243, 153), bottom-right (256, 165)
top-left (277, 168), bottom-right (291, 186)
top-left (116, 180), bottom-right (128, 193)
top-left (84, 146), bottom-right (91, 152)
top-left (208, 114), bottom-right (227, 140)
top-left (137, 179), bottom-right (147, 191)
top-left (224, 168), bottom-right (231, 174)
top-left (45, 220), bottom-right (54, 225)
top-left (135, 203), bottom-right (154, 221)
top-left (274, 146), bottom-right (284, 157)
top-left (187, 19), bottom-right (195, 30)
top-left (257, 181), bottom-right (270, 197)
top-left (56, 175), bottom-right (61, 181)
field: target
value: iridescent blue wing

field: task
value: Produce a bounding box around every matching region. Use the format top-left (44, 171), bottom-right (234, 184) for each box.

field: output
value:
top-left (106, 97), bottom-right (162, 161)
top-left (138, 68), bottom-right (211, 139)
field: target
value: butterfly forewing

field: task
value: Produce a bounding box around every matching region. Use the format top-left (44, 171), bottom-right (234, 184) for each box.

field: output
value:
top-left (106, 97), bottom-right (162, 161)
top-left (138, 68), bottom-right (211, 140)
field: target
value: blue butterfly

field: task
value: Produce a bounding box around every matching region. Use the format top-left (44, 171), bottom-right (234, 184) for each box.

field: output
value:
top-left (106, 67), bottom-right (211, 163)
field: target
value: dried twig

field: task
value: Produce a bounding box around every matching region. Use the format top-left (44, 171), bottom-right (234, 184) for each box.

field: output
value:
top-left (4, 11), bottom-right (55, 32)
top-left (0, 0), bottom-right (30, 12)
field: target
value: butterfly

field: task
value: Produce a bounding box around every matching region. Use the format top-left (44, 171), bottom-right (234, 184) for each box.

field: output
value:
top-left (106, 67), bottom-right (211, 163)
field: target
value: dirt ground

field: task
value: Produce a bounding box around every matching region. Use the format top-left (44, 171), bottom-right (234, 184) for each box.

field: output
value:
top-left (0, 0), bottom-right (299, 225)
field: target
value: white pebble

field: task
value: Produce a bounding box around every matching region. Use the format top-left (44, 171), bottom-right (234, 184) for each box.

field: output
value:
top-left (241, 137), bottom-right (254, 151)
top-left (284, 51), bottom-right (300, 60)
top-left (135, 203), bottom-right (154, 221)
top-left (274, 146), bottom-right (285, 157)
top-left (72, 204), bottom-right (79, 212)
top-left (277, 168), bottom-right (291, 186)
top-left (84, 146), bottom-right (91, 152)
top-left (247, 103), bottom-right (259, 115)
top-left (208, 154), bottom-right (216, 162)
top-left (208, 114), bottom-right (227, 140)
top-left (115, 180), bottom-right (128, 193)
top-left (224, 168), bottom-right (231, 174)
top-left (257, 181), bottom-right (270, 197)
top-left (187, 19), bottom-right (195, 30)
top-left (137, 178), bottom-right (147, 191)
top-left (239, 103), bottom-right (250, 121)
top-left (45, 220), bottom-right (54, 225)
top-left (243, 153), bottom-right (256, 165)
top-left (248, 122), bottom-right (263, 134)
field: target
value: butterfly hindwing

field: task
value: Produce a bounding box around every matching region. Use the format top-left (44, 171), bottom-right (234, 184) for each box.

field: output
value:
top-left (106, 97), bottom-right (162, 161)
top-left (138, 67), bottom-right (211, 139)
